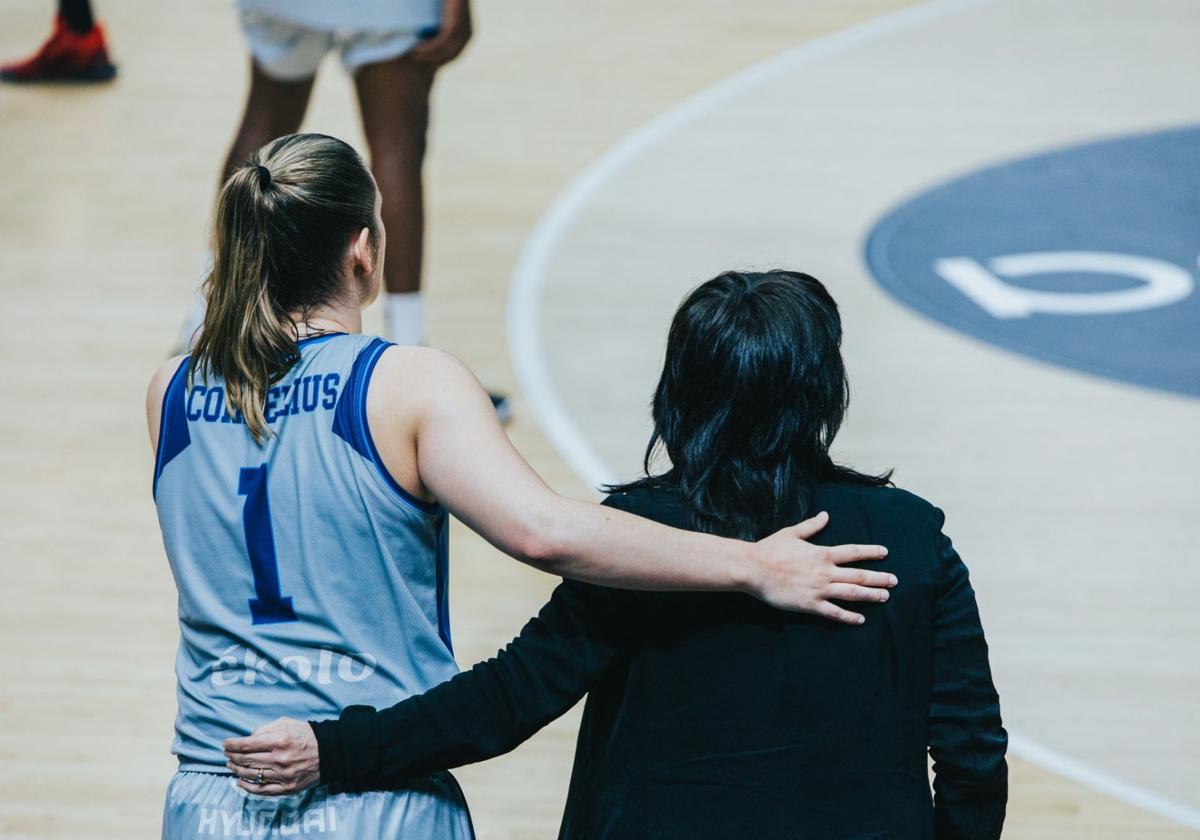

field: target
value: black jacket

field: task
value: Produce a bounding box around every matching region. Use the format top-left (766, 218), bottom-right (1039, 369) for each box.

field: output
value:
top-left (313, 482), bottom-right (1007, 839)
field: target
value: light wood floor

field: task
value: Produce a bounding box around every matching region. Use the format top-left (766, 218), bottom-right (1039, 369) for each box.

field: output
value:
top-left (0, 0), bottom-right (1195, 837)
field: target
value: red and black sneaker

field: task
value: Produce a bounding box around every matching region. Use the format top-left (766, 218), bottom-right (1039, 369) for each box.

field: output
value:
top-left (1, 16), bottom-right (117, 83)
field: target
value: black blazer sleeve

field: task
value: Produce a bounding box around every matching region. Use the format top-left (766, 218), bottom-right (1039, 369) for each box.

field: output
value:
top-left (310, 575), bottom-right (633, 791)
top-left (928, 506), bottom-right (1009, 840)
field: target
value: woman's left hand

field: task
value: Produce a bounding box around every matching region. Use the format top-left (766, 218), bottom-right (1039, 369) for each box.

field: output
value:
top-left (224, 717), bottom-right (320, 795)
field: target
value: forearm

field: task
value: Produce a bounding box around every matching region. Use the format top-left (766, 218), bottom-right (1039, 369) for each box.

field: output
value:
top-left (311, 686), bottom-right (531, 789)
top-left (313, 582), bottom-right (624, 790)
top-left (521, 496), bottom-right (757, 593)
top-left (451, 487), bottom-right (890, 621)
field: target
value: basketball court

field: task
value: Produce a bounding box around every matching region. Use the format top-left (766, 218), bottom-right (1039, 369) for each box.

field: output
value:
top-left (1, 0), bottom-right (1196, 836)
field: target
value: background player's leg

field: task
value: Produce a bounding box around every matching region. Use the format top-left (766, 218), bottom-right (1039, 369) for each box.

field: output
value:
top-left (176, 60), bottom-right (315, 352)
top-left (221, 60), bottom-right (315, 184)
top-left (59, 0), bottom-right (95, 33)
top-left (354, 57), bottom-right (435, 345)
top-left (354, 56), bottom-right (510, 420)
top-left (1, 0), bottom-right (116, 83)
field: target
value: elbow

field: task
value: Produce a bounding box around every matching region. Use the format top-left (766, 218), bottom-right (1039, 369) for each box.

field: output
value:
top-left (511, 509), bottom-right (568, 571)
top-left (519, 536), bottom-right (558, 569)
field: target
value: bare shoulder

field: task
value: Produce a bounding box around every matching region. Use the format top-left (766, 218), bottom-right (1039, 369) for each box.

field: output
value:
top-left (373, 344), bottom-right (475, 379)
top-left (146, 355), bottom-right (188, 450)
top-left (371, 345), bottom-right (485, 403)
top-left (368, 345), bottom-right (494, 444)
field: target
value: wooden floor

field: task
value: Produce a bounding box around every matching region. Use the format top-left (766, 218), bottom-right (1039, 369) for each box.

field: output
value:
top-left (0, 0), bottom-right (1195, 837)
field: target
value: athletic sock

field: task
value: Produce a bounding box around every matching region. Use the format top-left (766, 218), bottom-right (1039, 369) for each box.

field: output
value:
top-left (58, 0), bottom-right (95, 33)
top-left (385, 292), bottom-right (425, 346)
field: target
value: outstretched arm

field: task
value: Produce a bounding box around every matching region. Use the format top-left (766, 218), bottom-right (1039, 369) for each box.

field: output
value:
top-left (370, 347), bottom-right (895, 622)
top-left (225, 575), bottom-right (632, 794)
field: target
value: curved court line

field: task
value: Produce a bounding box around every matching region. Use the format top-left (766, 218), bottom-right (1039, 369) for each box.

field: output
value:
top-left (1008, 734), bottom-right (1200, 830)
top-left (508, 0), bottom-right (993, 491)
top-left (506, 0), bottom-right (1200, 829)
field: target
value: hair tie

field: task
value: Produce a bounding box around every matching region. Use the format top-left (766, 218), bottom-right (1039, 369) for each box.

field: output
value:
top-left (255, 165), bottom-right (272, 190)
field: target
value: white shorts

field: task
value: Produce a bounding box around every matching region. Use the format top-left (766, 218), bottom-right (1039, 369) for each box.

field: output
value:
top-left (239, 11), bottom-right (433, 81)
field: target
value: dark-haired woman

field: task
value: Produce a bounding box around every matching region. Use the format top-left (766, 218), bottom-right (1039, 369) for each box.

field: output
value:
top-left (148, 135), bottom-right (893, 839)
top-left (231, 269), bottom-right (1008, 839)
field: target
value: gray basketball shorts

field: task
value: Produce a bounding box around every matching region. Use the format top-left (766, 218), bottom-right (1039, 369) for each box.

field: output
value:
top-left (162, 770), bottom-right (475, 839)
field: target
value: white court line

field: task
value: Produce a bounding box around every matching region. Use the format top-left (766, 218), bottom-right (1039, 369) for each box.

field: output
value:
top-left (506, 0), bottom-right (1200, 829)
top-left (509, 0), bottom-right (991, 491)
top-left (1009, 734), bottom-right (1200, 829)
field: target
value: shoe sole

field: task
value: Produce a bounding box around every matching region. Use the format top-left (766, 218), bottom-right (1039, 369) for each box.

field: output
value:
top-left (1, 62), bottom-right (116, 83)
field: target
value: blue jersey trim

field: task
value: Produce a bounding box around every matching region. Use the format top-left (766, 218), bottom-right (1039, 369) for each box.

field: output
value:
top-left (153, 357), bottom-right (192, 500)
top-left (297, 332), bottom-right (346, 348)
top-left (435, 512), bottom-right (453, 653)
top-left (331, 339), bottom-right (379, 456)
top-left (332, 338), bottom-right (442, 516)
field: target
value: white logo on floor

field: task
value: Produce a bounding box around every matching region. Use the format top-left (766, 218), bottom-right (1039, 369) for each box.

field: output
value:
top-left (933, 251), bottom-right (1195, 318)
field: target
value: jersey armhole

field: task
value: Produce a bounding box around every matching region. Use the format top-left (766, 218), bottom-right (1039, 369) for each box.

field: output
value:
top-left (152, 357), bottom-right (192, 500)
top-left (332, 339), bottom-right (443, 517)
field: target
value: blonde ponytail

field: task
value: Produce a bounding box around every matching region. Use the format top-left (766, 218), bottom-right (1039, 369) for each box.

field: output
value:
top-left (190, 134), bottom-right (378, 443)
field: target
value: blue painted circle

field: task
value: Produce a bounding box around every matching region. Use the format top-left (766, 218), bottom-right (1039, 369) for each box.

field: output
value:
top-left (864, 126), bottom-right (1200, 398)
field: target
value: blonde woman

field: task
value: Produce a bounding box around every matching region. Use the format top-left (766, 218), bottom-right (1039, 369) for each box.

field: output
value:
top-left (148, 133), bottom-right (893, 838)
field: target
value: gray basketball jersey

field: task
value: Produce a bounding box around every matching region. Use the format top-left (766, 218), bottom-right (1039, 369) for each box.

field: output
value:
top-left (154, 333), bottom-right (459, 771)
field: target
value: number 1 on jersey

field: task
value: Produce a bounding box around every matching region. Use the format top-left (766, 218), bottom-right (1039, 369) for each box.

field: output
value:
top-left (238, 464), bottom-right (298, 625)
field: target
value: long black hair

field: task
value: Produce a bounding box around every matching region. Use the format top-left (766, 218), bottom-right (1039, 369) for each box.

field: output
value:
top-left (608, 270), bottom-right (891, 541)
